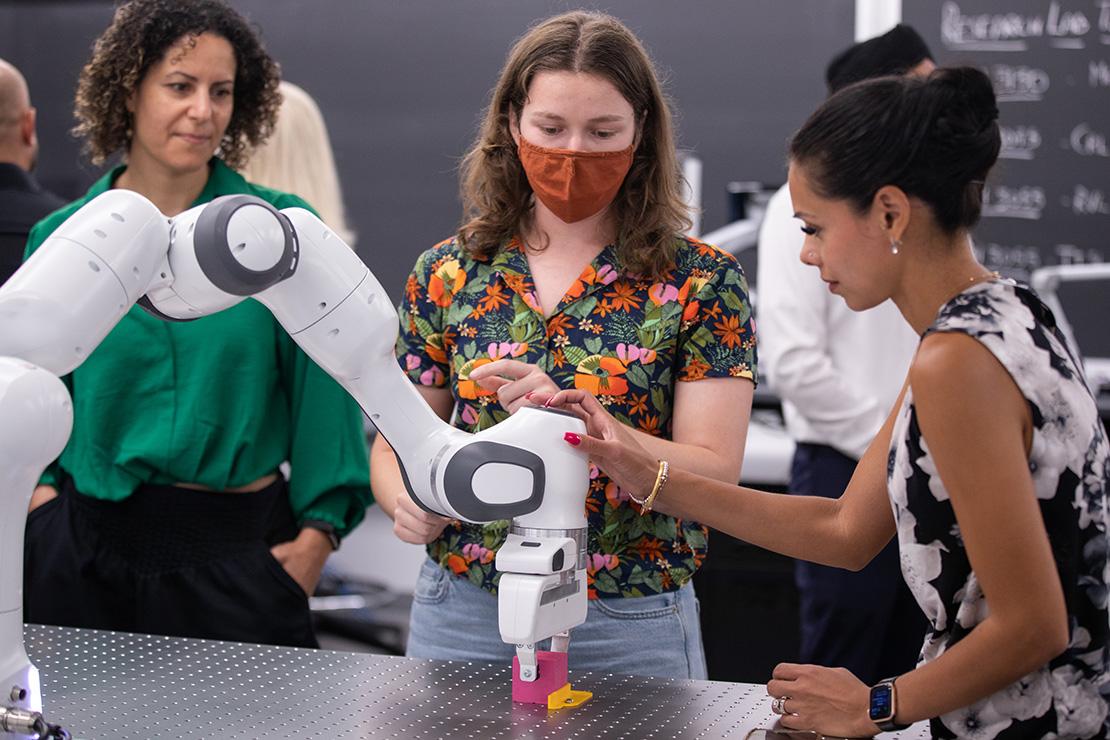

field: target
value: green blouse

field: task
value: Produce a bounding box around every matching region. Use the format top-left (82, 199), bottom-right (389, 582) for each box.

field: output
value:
top-left (24, 159), bottom-right (372, 536)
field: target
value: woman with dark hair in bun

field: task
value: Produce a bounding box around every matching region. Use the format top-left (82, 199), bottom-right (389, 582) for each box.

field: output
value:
top-left (541, 66), bottom-right (1109, 738)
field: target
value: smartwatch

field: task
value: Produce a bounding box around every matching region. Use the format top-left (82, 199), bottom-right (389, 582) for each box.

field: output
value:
top-left (869, 676), bottom-right (909, 732)
top-left (302, 519), bottom-right (341, 551)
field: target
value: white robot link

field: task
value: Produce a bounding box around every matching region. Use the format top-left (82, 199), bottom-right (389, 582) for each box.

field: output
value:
top-left (0, 190), bottom-right (592, 735)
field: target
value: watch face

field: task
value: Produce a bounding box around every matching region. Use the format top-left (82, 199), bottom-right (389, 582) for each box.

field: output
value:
top-left (869, 684), bottom-right (894, 721)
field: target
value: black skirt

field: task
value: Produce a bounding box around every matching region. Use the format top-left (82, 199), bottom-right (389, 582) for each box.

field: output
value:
top-left (23, 474), bottom-right (317, 648)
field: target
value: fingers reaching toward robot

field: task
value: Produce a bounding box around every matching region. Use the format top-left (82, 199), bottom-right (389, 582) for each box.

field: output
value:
top-left (536, 389), bottom-right (659, 504)
top-left (392, 485), bottom-right (452, 544)
top-left (468, 360), bottom-right (560, 415)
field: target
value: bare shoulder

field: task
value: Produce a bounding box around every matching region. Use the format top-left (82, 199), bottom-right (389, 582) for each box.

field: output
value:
top-left (910, 331), bottom-right (1028, 430)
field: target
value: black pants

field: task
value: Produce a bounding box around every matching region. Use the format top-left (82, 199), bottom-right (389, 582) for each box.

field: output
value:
top-left (23, 475), bottom-right (317, 648)
top-left (790, 442), bottom-right (926, 684)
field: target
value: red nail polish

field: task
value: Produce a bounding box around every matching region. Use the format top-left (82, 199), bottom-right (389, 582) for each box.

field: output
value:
top-left (543, 398), bottom-right (553, 407)
top-left (564, 432), bottom-right (581, 446)
top-left (526, 392), bottom-right (535, 400)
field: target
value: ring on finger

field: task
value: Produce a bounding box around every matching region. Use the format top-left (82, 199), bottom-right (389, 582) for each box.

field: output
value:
top-left (771, 696), bottom-right (789, 715)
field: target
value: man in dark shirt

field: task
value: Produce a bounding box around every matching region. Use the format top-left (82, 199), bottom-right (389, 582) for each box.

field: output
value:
top-left (0, 57), bottom-right (64, 285)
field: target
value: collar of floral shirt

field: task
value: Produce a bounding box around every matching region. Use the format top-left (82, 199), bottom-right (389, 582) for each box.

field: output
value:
top-left (488, 237), bottom-right (634, 319)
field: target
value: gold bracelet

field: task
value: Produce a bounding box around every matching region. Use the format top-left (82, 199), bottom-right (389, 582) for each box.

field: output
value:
top-left (640, 460), bottom-right (669, 516)
top-left (626, 461), bottom-right (660, 506)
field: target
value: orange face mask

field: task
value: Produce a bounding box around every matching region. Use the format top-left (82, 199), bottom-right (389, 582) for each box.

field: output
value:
top-left (517, 135), bottom-right (635, 223)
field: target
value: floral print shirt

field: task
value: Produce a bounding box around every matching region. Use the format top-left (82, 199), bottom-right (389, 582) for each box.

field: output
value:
top-left (397, 235), bottom-right (757, 599)
top-left (889, 281), bottom-right (1109, 739)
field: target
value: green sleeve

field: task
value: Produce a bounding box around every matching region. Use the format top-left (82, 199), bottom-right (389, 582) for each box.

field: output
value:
top-left (270, 192), bottom-right (316, 214)
top-left (278, 327), bottom-right (374, 538)
top-left (24, 215), bottom-right (56, 260)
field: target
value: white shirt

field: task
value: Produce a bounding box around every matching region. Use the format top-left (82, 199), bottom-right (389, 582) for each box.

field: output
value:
top-left (755, 184), bottom-right (919, 460)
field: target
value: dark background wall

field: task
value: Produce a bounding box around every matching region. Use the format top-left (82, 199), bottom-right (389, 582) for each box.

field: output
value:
top-left (905, 0), bottom-right (1110, 357)
top-left (0, 0), bottom-right (854, 302)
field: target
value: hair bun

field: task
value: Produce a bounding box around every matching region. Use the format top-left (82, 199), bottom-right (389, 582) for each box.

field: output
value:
top-left (929, 66), bottom-right (999, 135)
top-left (790, 65), bottom-right (1001, 233)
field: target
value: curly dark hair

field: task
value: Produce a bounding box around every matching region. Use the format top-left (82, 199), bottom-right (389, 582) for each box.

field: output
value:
top-left (458, 11), bottom-right (690, 280)
top-left (72, 0), bottom-right (281, 169)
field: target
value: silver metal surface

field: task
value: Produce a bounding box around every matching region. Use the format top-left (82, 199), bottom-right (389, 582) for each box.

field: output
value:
top-left (510, 526), bottom-right (588, 571)
top-left (23, 625), bottom-right (930, 739)
top-left (0, 706), bottom-right (45, 736)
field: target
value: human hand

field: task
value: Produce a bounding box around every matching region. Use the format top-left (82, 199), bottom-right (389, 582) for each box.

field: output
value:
top-left (392, 487), bottom-right (452, 544)
top-left (270, 528), bottom-right (333, 596)
top-left (538, 388), bottom-right (658, 501)
top-left (766, 663), bottom-right (878, 738)
top-left (28, 485), bottom-right (59, 513)
top-left (468, 359), bottom-right (559, 414)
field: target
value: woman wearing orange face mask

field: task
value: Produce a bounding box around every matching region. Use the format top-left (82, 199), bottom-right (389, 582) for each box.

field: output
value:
top-left (370, 11), bottom-right (757, 677)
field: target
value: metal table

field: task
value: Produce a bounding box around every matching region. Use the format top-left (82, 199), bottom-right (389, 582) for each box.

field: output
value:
top-left (23, 625), bottom-right (929, 739)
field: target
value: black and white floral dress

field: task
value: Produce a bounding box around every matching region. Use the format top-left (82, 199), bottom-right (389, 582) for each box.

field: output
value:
top-left (889, 280), bottom-right (1109, 739)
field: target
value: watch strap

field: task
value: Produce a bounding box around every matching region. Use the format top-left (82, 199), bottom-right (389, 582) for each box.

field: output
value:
top-left (876, 717), bottom-right (910, 732)
top-left (302, 519), bottom-right (341, 551)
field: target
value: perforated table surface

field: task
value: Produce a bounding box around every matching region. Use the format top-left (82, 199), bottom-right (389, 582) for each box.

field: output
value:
top-left (23, 625), bottom-right (929, 739)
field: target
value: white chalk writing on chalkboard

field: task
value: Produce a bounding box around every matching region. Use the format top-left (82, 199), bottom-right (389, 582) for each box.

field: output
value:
top-left (1064, 185), bottom-right (1110, 214)
top-left (1001, 124), bottom-right (1043, 158)
top-left (941, 1), bottom-right (1093, 51)
top-left (973, 242), bottom-right (1043, 279)
top-left (1047, 3), bottom-right (1091, 47)
top-left (982, 185), bottom-right (1046, 219)
top-left (1068, 123), bottom-right (1109, 156)
top-left (974, 242), bottom-right (1106, 279)
top-left (989, 64), bottom-right (1051, 100)
top-left (1055, 243), bottom-right (1107, 264)
top-left (1091, 60), bottom-right (1110, 85)
top-left (942, 2), bottom-right (1037, 49)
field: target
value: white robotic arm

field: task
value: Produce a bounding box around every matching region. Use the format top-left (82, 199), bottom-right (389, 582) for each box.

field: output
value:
top-left (0, 191), bottom-right (591, 734)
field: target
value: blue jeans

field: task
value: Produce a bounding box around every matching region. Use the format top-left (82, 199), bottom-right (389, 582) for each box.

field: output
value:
top-left (406, 558), bottom-right (708, 679)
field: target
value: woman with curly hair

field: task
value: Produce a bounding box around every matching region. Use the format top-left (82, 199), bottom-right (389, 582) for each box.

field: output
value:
top-left (370, 10), bottom-right (756, 677)
top-left (21, 0), bottom-right (371, 648)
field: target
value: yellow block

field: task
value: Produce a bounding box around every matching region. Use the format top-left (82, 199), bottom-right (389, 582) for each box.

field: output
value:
top-left (547, 683), bottom-right (592, 710)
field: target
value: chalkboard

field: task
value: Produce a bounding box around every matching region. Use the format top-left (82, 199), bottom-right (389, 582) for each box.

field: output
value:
top-left (0, 0), bottom-right (853, 307)
top-left (904, 0), bottom-right (1110, 356)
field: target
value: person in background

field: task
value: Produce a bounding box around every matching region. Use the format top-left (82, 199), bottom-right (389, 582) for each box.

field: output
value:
top-left (0, 57), bottom-right (63, 285)
top-left (548, 66), bottom-right (1108, 738)
top-left (239, 80), bottom-right (356, 246)
top-left (370, 10), bottom-right (756, 678)
top-left (755, 24), bottom-right (935, 684)
top-left (22, 0), bottom-right (372, 648)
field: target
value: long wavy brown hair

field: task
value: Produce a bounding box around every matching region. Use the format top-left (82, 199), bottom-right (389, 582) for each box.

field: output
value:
top-left (458, 11), bottom-right (690, 280)
top-left (72, 0), bottom-right (280, 170)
